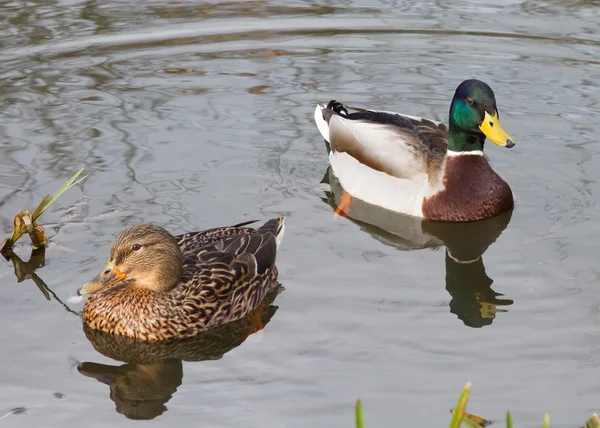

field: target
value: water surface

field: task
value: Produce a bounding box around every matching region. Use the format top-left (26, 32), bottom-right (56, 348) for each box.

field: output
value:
top-left (1, 0), bottom-right (600, 426)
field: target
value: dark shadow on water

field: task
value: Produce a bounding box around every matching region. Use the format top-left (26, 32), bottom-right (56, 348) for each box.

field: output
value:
top-left (77, 286), bottom-right (281, 420)
top-left (320, 167), bottom-right (513, 328)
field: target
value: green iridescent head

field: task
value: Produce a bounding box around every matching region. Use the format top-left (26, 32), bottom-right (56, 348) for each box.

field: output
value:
top-left (448, 79), bottom-right (515, 152)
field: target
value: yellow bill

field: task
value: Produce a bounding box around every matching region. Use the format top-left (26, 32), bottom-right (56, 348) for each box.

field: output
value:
top-left (77, 259), bottom-right (127, 295)
top-left (479, 111), bottom-right (515, 148)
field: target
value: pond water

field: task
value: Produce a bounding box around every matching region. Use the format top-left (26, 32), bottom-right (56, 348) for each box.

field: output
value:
top-left (1, 0), bottom-right (600, 426)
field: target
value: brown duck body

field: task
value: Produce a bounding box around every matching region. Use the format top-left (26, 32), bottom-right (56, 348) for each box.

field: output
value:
top-left (82, 218), bottom-right (284, 341)
top-left (422, 154), bottom-right (513, 222)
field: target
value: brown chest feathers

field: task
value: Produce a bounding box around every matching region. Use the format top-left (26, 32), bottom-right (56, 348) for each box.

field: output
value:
top-left (422, 154), bottom-right (513, 222)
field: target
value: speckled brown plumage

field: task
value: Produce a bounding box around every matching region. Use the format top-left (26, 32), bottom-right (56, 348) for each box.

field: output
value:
top-left (78, 288), bottom-right (280, 420)
top-left (81, 287), bottom-right (280, 364)
top-left (422, 155), bottom-right (513, 222)
top-left (81, 217), bottom-right (285, 341)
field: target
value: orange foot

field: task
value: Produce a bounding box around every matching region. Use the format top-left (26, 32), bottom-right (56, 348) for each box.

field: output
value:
top-left (246, 304), bottom-right (265, 340)
top-left (333, 190), bottom-right (352, 220)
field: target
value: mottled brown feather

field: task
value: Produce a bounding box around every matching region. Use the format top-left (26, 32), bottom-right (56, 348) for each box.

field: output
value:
top-left (82, 217), bottom-right (285, 341)
top-left (82, 287), bottom-right (280, 364)
top-left (78, 289), bottom-right (280, 420)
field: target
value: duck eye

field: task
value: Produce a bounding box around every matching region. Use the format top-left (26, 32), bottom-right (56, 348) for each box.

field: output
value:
top-left (131, 244), bottom-right (142, 251)
top-left (466, 97), bottom-right (473, 106)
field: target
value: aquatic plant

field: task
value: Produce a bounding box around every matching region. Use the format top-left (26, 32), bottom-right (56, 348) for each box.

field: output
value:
top-left (355, 399), bottom-right (365, 428)
top-left (0, 168), bottom-right (86, 253)
top-left (354, 382), bottom-right (600, 427)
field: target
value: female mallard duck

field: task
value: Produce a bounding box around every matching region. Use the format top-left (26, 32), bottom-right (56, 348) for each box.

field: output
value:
top-left (77, 217), bottom-right (285, 341)
top-left (313, 79), bottom-right (516, 222)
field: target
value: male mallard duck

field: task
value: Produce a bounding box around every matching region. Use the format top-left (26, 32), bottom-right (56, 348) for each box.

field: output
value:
top-left (77, 217), bottom-right (285, 341)
top-left (313, 79), bottom-right (516, 222)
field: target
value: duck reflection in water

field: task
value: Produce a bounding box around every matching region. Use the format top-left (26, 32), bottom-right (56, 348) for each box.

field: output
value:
top-left (320, 167), bottom-right (513, 328)
top-left (77, 287), bottom-right (280, 420)
top-left (1, 245), bottom-right (81, 315)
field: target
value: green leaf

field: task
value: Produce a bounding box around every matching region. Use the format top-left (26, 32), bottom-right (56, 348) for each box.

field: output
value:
top-left (32, 168), bottom-right (86, 220)
top-left (355, 399), bottom-right (365, 428)
top-left (542, 413), bottom-right (550, 428)
top-left (31, 195), bottom-right (51, 221)
top-left (586, 414), bottom-right (600, 428)
top-left (506, 411), bottom-right (513, 428)
top-left (449, 382), bottom-right (471, 428)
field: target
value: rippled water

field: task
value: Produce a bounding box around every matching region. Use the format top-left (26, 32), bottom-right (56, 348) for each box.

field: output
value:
top-left (2, 0), bottom-right (600, 426)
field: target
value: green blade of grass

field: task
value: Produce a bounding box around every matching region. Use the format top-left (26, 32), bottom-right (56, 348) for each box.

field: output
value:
top-left (506, 411), bottom-right (513, 428)
top-left (32, 168), bottom-right (86, 220)
top-left (355, 399), bottom-right (365, 428)
top-left (587, 414), bottom-right (600, 428)
top-left (449, 382), bottom-right (471, 428)
top-left (542, 413), bottom-right (550, 428)
top-left (30, 195), bottom-right (51, 221)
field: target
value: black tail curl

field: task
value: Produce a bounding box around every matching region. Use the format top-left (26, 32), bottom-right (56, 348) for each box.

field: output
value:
top-left (326, 100), bottom-right (348, 117)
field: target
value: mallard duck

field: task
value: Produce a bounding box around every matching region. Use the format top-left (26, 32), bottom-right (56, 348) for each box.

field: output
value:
top-left (314, 79), bottom-right (516, 222)
top-left (77, 217), bottom-right (285, 341)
